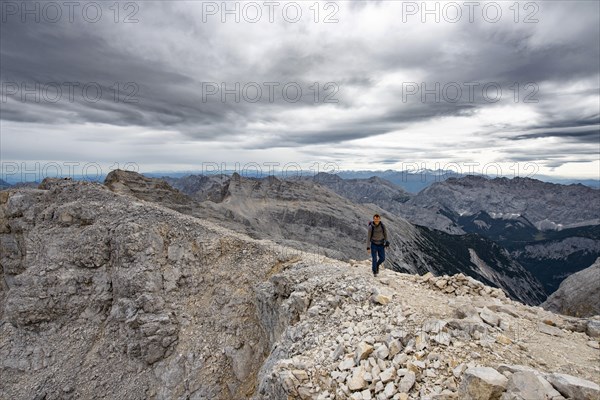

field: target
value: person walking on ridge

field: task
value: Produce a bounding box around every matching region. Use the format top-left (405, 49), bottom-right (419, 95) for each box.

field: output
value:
top-left (367, 214), bottom-right (389, 277)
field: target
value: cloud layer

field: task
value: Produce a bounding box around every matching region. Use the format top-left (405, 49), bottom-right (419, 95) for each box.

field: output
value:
top-left (1, 1), bottom-right (599, 178)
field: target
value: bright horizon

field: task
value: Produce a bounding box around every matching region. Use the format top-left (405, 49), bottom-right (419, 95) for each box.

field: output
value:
top-left (1, 160), bottom-right (598, 186)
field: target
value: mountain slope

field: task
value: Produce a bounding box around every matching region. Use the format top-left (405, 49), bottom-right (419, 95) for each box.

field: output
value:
top-left (542, 258), bottom-right (600, 317)
top-left (309, 173), bottom-right (412, 204)
top-left (121, 171), bottom-right (546, 304)
top-left (410, 227), bottom-right (546, 304)
top-left (1, 181), bottom-right (598, 399)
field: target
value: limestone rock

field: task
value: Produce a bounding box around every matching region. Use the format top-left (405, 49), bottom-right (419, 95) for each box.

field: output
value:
top-left (537, 323), bottom-right (564, 337)
top-left (499, 371), bottom-right (562, 400)
top-left (372, 294), bottom-right (391, 305)
top-left (354, 342), bottom-right (374, 365)
top-left (398, 371), bottom-right (416, 393)
top-left (546, 373), bottom-right (600, 400)
top-left (458, 367), bottom-right (508, 400)
top-left (380, 367), bottom-right (395, 383)
top-left (586, 319), bottom-right (600, 338)
top-left (348, 366), bottom-right (368, 391)
top-left (541, 259), bottom-right (600, 318)
top-left (480, 307), bottom-right (500, 327)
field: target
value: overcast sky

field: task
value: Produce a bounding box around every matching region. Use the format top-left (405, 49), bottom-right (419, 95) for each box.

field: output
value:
top-left (1, 0), bottom-right (599, 179)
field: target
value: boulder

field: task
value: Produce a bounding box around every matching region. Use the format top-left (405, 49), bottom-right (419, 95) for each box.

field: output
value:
top-left (546, 373), bottom-right (600, 400)
top-left (499, 371), bottom-right (562, 400)
top-left (541, 259), bottom-right (600, 318)
top-left (398, 371), bottom-right (416, 394)
top-left (354, 342), bottom-right (374, 365)
top-left (458, 367), bottom-right (508, 400)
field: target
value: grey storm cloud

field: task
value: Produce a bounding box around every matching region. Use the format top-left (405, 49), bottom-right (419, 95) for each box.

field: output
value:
top-left (0, 0), bottom-right (599, 173)
top-left (508, 128), bottom-right (599, 142)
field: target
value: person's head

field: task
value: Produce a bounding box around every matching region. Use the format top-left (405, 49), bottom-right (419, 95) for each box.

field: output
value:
top-left (373, 214), bottom-right (381, 224)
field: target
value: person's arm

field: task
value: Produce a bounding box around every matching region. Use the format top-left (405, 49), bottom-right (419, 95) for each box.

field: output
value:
top-left (367, 225), bottom-right (372, 249)
top-left (383, 224), bottom-right (390, 247)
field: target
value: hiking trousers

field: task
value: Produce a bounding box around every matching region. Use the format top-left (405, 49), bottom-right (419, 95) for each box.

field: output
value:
top-left (371, 243), bottom-right (385, 274)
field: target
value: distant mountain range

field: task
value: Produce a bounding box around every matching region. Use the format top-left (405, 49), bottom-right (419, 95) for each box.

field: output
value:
top-left (2, 168), bottom-right (598, 192)
top-left (0, 179), bottom-right (11, 189)
top-left (336, 169), bottom-right (600, 193)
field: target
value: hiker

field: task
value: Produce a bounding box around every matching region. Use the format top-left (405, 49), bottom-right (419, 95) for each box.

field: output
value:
top-left (367, 214), bottom-right (389, 277)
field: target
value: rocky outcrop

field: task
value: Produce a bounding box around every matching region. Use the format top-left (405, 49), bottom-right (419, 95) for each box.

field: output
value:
top-left (253, 260), bottom-right (599, 399)
top-left (0, 178), bottom-right (288, 399)
top-left (542, 258), bottom-right (600, 317)
top-left (104, 169), bottom-right (195, 213)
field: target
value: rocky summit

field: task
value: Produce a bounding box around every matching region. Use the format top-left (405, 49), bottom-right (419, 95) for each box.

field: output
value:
top-left (1, 178), bottom-right (599, 399)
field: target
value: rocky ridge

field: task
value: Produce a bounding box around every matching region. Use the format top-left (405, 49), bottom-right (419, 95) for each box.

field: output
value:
top-left (1, 178), bottom-right (598, 399)
top-left (254, 261), bottom-right (600, 399)
top-left (1, 178), bottom-right (281, 399)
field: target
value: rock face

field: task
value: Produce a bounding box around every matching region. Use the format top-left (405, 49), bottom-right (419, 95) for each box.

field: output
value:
top-left (1, 175), bottom-right (599, 400)
top-left (0, 178), bottom-right (281, 399)
top-left (542, 258), bottom-right (600, 317)
top-left (510, 234), bottom-right (599, 296)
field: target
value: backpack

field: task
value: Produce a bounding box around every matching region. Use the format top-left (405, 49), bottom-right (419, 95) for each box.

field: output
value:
top-left (368, 221), bottom-right (387, 244)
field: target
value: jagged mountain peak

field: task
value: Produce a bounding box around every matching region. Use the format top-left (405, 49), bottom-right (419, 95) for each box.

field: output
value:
top-left (104, 169), bottom-right (193, 209)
